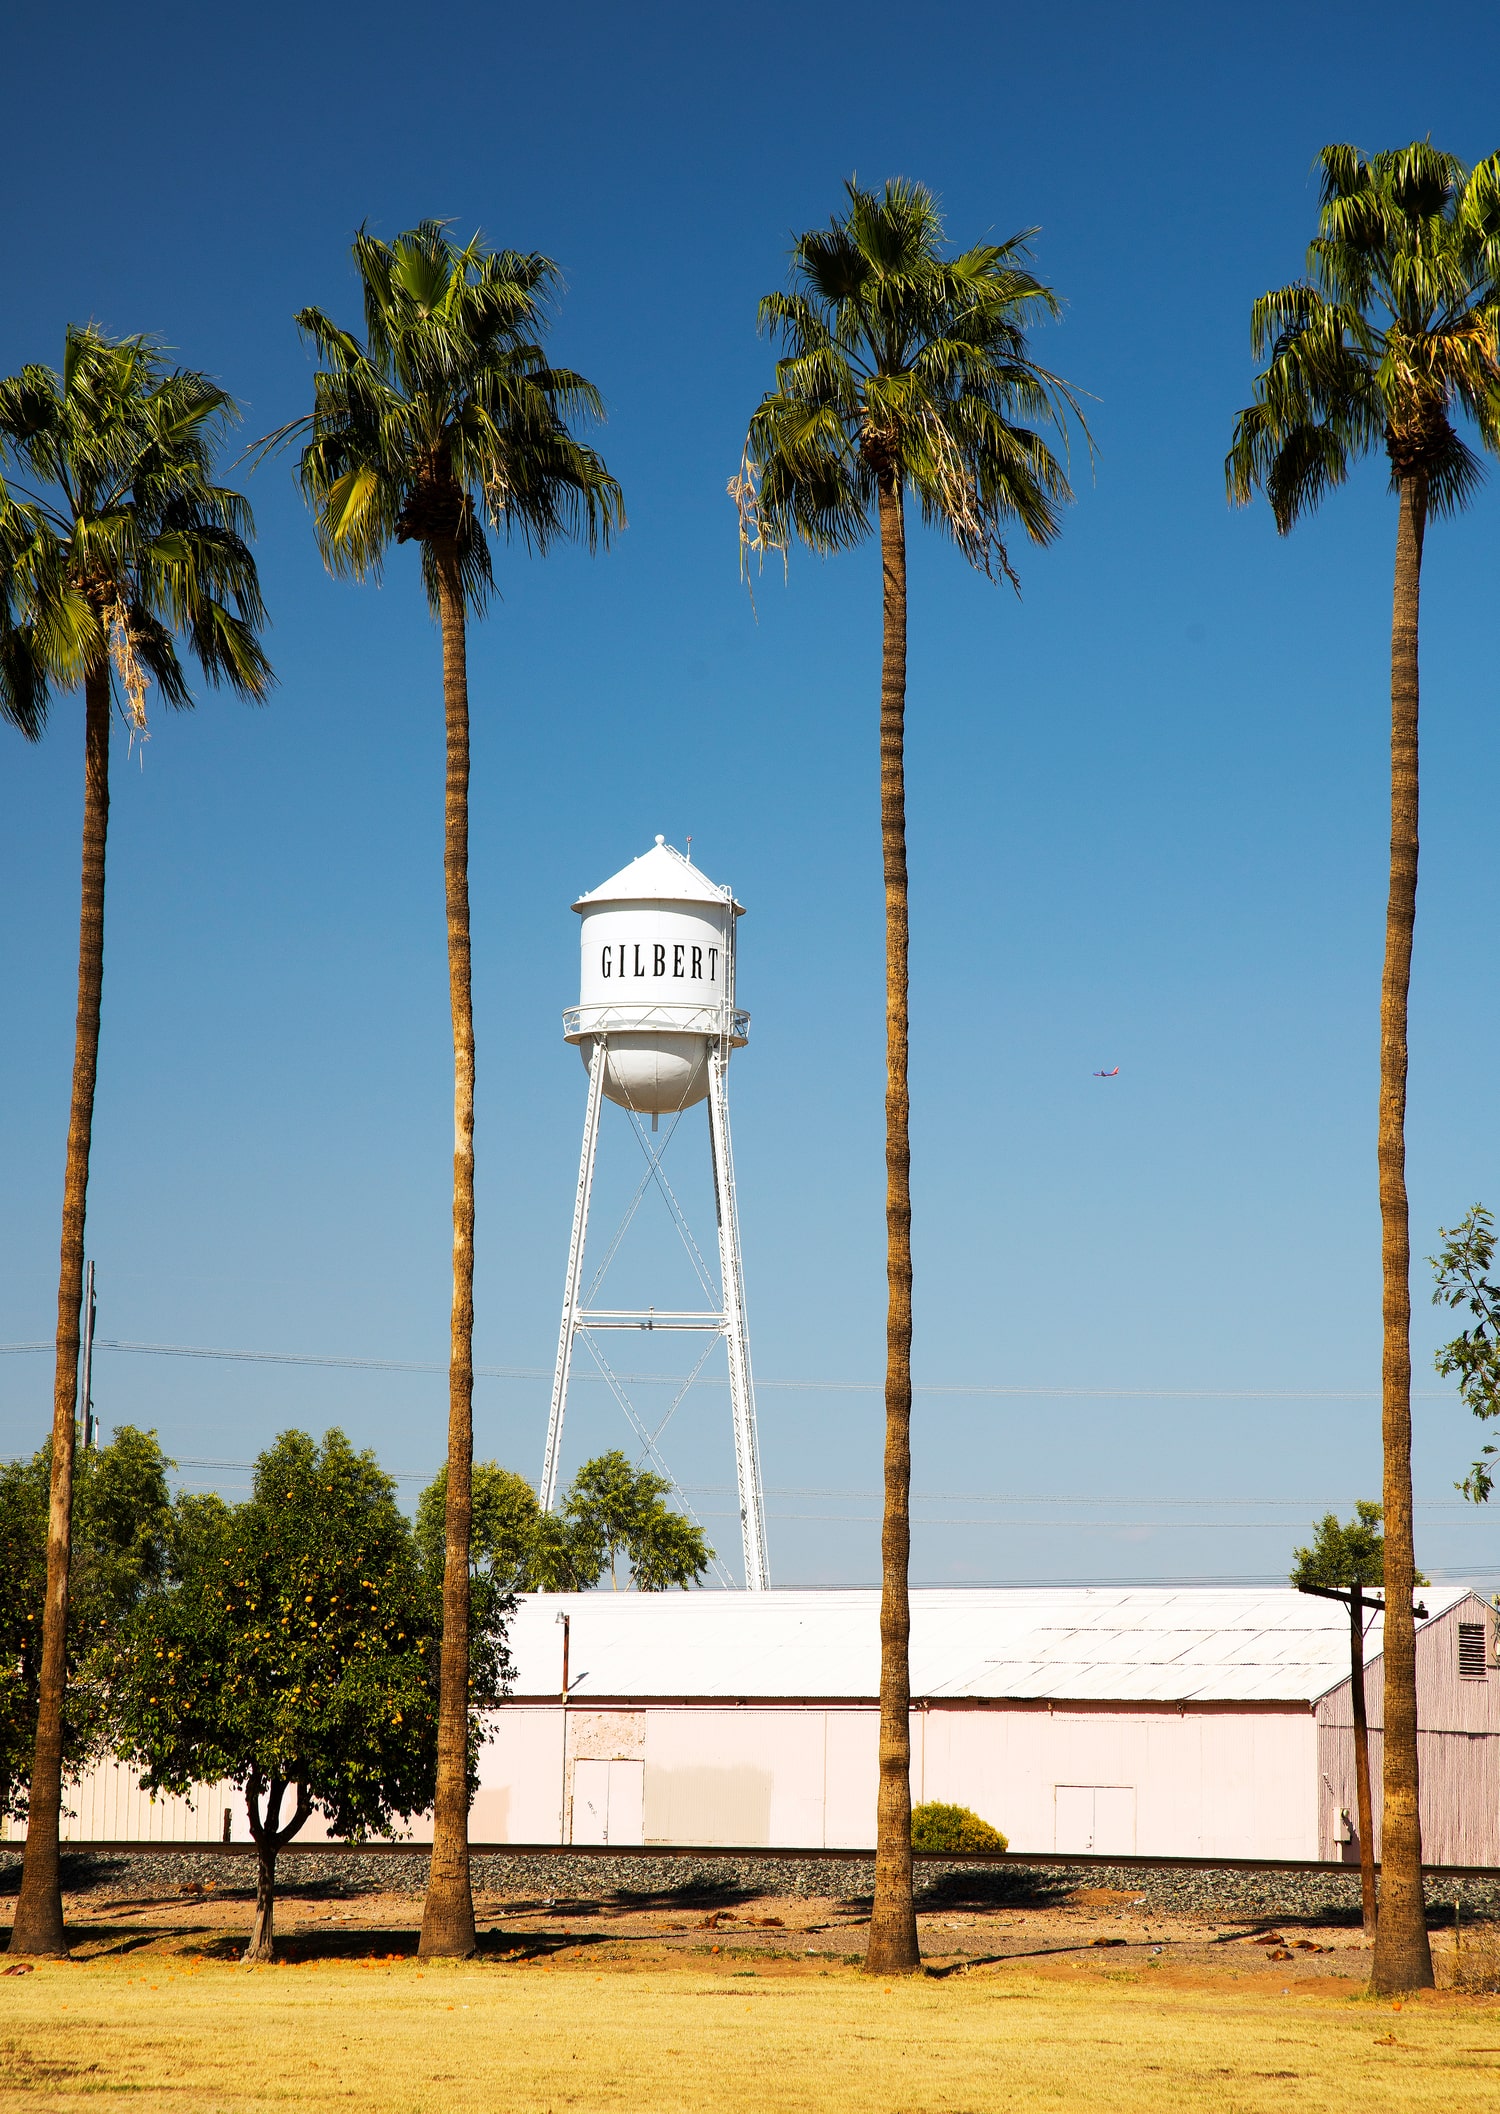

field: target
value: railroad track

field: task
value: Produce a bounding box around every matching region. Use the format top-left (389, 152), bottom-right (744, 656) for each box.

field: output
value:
top-left (8, 1841), bottom-right (1497, 1882)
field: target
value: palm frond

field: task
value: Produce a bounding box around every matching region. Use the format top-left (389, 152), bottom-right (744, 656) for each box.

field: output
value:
top-left (740, 176), bottom-right (1085, 586)
top-left (1232, 144), bottom-right (1500, 528)
top-left (0, 325), bottom-right (270, 738)
top-left (289, 224), bottom-right (621, 616)
top-left (0, 613), bottom-right (47, 737)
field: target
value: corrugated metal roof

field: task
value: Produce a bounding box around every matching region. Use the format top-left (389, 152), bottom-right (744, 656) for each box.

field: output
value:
top-left (507, 1586), bottom-right (1476, 1707)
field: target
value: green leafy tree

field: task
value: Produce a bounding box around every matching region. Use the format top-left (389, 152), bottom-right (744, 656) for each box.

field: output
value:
top-left (527, 1507), bottom-right (607, 1592)
top-left (414, 1452), bottom-right (712, 1591)
top-left (1228, 141), bottom-right (1500, 1997)
top-left (416, 1461), bottom-right (544, 1589)
top-left (738, 176), bottom-right (1084, 1976)
top-left (1291, 1501), bottom-right (1390, 1590)
top-left (1, 330), bottom-right (270, 1958)
top-left (1430, 1203), bottom-right (1500, 1500)
top-left (0, 1426), bottom-right (172, 1826)
top-left (627, 1501), bottom-right (715, 1592)
top-left (272, 224), bottom-right (622, 1959)
top-left (113, 1430), bottom-right (511, 1962)
top-left (561, 1451), bottom-right (714, 1590)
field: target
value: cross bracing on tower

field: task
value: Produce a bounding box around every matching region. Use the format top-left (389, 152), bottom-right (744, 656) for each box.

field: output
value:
top-left (540, 837), bottom-right (768, 1590)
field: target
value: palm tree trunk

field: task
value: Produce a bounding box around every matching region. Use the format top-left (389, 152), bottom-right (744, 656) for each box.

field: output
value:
top-left (1370, 473), bottom-right (1433, 1995)
top-left (10, 666), bottom-right (110, 1958)
top-left (866, 473), bottom-right (919, 1977)
top-left (1349, 1584), bottom-right (1376, 1938)
top-left (419, 536), bottom-right (477, 1961)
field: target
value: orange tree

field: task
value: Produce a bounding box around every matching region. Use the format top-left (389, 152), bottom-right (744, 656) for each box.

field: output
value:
top-left (113, 1430), bottom-right (511, 1961)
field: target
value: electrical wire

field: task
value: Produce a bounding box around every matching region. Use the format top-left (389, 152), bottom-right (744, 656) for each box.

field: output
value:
top-left (0, 1336), bottom-right (1449, 1401)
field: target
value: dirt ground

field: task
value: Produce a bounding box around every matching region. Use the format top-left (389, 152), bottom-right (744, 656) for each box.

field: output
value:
top-left (0, 1871), bottom-right (1482, 1985)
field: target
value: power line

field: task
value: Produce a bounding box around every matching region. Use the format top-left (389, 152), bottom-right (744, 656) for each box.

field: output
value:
top-left (0, 1336), bottom-right (1446, 1401)
top-left (56, 1456), bottom-right (1483, 1519)
top-left (733, 1488), bottom-right (1477, 1509)
top-left (897, 1566), bottom-right (1500, 1590)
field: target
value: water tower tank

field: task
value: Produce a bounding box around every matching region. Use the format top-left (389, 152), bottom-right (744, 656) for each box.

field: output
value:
top-left (563, 836), bottom-right (748, 1115)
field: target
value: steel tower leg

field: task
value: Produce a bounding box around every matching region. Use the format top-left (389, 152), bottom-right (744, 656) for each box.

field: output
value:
top-left (541, 1037), bottom-right (606, 1511)
top-left (707, 1042), bottom-right (768, 1589)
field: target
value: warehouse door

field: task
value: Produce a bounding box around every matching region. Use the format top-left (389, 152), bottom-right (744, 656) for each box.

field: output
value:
top-left (572, 1759), bottom-right (645, 1846)
top-left (1054, 1785), bottom-right (1135, 1855)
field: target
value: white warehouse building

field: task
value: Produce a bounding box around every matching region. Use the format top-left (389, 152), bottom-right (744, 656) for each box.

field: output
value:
top-left (466, 1586), bottom-right (1500, 1865)
top-left (28, 1586), bottom-right (1500, 1864)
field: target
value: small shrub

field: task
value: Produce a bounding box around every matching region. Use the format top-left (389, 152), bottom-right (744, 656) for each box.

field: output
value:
top-left (910, 1801), bottom-right (1008, 1854)
top-left (1444, 1925), bottom-right (1500, 1994)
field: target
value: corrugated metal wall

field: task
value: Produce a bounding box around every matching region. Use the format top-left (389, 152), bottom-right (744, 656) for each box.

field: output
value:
top-left (1315, 1594), bottom-right (1500, 1866)
top-left (2, 1759), bottom-right (239, 1844)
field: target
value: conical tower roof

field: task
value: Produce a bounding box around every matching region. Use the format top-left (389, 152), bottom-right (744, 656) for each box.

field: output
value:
top-left (573, 836), bottom-right (742, 914)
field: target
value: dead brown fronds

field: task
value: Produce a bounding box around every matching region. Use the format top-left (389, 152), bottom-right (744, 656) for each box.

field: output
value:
top-left (105, 593), bottom-right (151, 758)
top-left (917, 409), bottom-right (1020, 592)
top-left (482, 464), bottom-right (511, 527)
top-left (727, 445), bottom-right (785, 600)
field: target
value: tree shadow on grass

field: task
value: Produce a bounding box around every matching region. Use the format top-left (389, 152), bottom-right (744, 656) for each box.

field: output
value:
top-left (68, 1924), bottom-right (220, 1960)
top-left (267, 1929), bottom-right (422, 1963)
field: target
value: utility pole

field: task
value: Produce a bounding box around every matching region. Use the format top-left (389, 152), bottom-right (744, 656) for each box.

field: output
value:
top-left (78, 1259), bottom-right (97, 1451)
top-left (1297, 1580), bottom-right (1427, 1938)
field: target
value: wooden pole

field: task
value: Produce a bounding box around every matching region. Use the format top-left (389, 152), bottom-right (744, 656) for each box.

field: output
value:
top-left (1350, 1582), bottom-right (1377, 1938)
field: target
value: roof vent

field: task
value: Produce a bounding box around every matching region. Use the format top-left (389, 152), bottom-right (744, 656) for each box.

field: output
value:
top-left (1458, 1622), bottom-right (1487, 1679)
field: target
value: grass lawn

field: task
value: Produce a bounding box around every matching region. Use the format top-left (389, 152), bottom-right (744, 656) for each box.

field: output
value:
top-left (3, 1950), bottom-right (1500, 2113)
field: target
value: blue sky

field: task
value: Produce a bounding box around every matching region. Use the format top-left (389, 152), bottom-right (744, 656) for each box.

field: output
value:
top-left (3, 0), bottom-right (1499, 1589)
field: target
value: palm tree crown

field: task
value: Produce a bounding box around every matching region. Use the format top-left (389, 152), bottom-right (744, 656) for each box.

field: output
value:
top-left (1227, 142), bottom-right (1500, 522)
top-left (739, 177), bottom-right (1084, 581)
top-left (279, 222), bottom-right (623, 607)
top-left (0, 325), bottom-right (272, 736)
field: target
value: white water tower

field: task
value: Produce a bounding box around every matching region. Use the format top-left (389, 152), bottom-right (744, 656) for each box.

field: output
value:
top-left (540, 837), bottom-right (768, 1590)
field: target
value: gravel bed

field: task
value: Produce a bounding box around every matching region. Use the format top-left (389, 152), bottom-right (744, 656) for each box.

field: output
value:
top-left (5, 1847), bottom-right (1498, 1922)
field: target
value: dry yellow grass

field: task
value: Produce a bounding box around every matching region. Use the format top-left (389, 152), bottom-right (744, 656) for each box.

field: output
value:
top-left (3, 1952), bottom-right (1500, 2113)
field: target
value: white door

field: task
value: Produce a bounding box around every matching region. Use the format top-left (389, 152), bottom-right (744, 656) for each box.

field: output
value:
top-left (605, 1759), bottom-right (644, 1846)
top-left (1054, 1785), bottom-right (1135, 1854)
top-left (1054, 1785), bottom-right (1095, 1853)
top-left (570, 1757), bottom-right (644, 1846)
top-left (1092, 1786), bottom-right (1135, 1854)
top-left (572, 1758), bottom-right (609, 1844)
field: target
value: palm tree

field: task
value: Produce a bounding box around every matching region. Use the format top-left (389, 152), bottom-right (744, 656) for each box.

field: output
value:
top-left (277, 223), bottom-right (623, 1959)
top-left (0, 326), bottom-right (271, 1955)
top-left (739, 178), bottom-right (1084, 1975)
top-left (1228, 141), bottom-right (1500, 1995)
